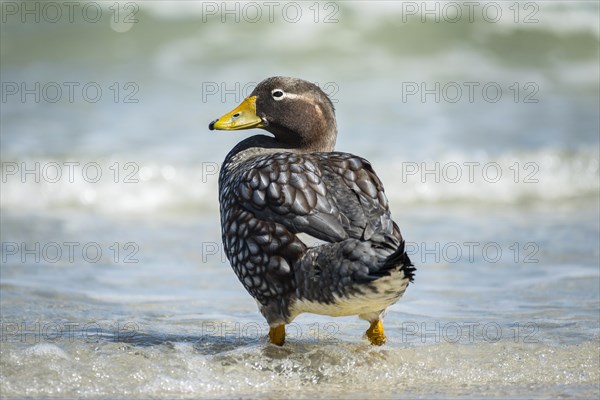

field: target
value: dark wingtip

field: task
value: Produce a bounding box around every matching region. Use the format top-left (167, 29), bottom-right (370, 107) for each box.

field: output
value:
top-left (208, 119), bottom-right (218, 130)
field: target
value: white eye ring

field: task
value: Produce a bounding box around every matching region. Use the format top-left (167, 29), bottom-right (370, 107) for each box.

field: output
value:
top-left (271, 89), bottom-right (285, 100)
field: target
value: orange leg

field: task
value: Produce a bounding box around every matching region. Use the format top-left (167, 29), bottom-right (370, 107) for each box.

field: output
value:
top-left (268, 324), bottom-right (285, 346)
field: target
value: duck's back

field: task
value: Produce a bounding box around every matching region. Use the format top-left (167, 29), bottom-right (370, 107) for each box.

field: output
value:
top-left (218, 143), bottom-right (410, 325)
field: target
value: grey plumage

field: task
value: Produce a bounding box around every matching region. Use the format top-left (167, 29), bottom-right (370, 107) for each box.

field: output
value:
top-left (210, 76), bottom-right (415, 344)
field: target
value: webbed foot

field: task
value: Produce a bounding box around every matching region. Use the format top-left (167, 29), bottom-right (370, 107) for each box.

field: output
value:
top-left (366, 320), bottom-right (386, 346)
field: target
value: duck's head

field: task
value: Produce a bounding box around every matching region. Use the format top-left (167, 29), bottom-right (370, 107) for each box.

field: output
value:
top-left (209, 76), bottom-right (337, 152)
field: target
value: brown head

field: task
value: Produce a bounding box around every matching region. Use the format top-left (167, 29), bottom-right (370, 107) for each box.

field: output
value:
top-left (209, 77), bottom-right (337, 153)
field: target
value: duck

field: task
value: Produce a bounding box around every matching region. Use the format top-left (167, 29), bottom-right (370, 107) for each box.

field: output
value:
top-left (209, 76), bottom-right (415, 346)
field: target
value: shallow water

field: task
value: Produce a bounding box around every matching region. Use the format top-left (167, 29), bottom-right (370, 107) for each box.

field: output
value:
top-left (1, 1), bottom-right (599, 399)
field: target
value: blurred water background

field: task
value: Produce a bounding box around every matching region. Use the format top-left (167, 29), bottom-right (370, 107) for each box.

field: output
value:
top-left (1, 1), bottom-right (599, 398)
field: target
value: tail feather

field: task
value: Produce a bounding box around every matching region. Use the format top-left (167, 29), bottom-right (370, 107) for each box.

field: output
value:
top-left (296, 236), bottom-right (416, 302)
top-left (370, 240), bottom-right (416, 282)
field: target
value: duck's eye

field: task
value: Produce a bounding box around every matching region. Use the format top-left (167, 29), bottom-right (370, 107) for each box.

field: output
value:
top-left (271, 89), bottom-right (285, 100)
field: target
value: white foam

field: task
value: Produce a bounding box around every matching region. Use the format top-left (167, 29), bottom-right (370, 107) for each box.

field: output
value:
top-left (24, 343), bottom-right (70, 360)
top-left (139, 1), bottom-right (600, 37)
top-left (3, 339), bottom-right (599, 398)
top-left (381, 147), bottom-right (599, 206)
top-left (1, 148), bottom-right (596, 214)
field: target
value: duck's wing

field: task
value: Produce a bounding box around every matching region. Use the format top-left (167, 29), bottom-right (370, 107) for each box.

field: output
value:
top-left (236, 152), bottom-right (396, 244)
top-left (318, 152), bottom-right (397, 243)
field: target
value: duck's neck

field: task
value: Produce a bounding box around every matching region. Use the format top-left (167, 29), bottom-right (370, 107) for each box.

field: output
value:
top-left (266, 104), bottom-right (337, 153)
top-left (269, 126), bottom-right (337, 153)
top-left (224, 135), bottom-right (294, 163)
